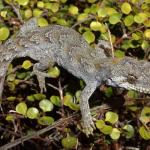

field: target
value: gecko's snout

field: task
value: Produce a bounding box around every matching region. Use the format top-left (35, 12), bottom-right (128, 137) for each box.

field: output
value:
top-left (106, 76), bottom-right (150, 94)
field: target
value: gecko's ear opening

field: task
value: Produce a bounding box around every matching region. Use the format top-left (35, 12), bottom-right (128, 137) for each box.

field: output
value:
top-left (20, 17), bottom-right (38, 34)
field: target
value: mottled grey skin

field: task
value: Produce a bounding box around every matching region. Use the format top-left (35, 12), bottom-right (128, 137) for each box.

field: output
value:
top-left (0, 18), bottom-right (150, 135)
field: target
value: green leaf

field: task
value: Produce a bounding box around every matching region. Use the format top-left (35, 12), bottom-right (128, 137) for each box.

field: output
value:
top-left (26, 107), bottom-right (39, 119)
top-left (97, 8), bottom-right (107, 17)
top-left (27, 95), bottom-right (35, 102)
top-left (75, 90), bottom-right (81, 102)
top-left (7, 73), bottom-right (16, 82)
top-left (15, 0), bottom-right (29, 6)
top-left (127, 90), bottom-right (138, 99)
top-left (134, 13), bottom-right (147, 24)
top-left (44, 2), bottom-right (59, 13)
top-left (114, 50), bottom-right (125, 58)
top-left (38, 116), bottom-right (54, 125)
top-left (121, 2), bottom-right (132, 14)
top-left (64, 94), bottom-right (73, 106)
top-left (100, 125), bottom-right (113, 135)
top-left (64, 94), bottom-right (79, 110)
top-left (124, 15), bottom-right (134, 26)
top-left (16, 102), bottom-right (27, 115)
top-left (50, 96), bottom-right (61, 107)
top-left (0, 27), bottom-right (10, 41)
top-left (68, 102), bottom-right (80, 111)
top-left (139, 126), bottom-right (150, 140)
top-left (37, 17), bottom-right (48, 27)
top-left (0, 1), bottom-right (4, 10)
top-left (7, 96), bottom-right (16, 101)
top-left (1, 11), bottom-right (7, 18)
top-left (141, 107), bottom-right (150, 117)
top-left (48, 66), bottom-right (60, 78)
top-left (39, 99), bottom-right (54, 112)
top-left (24, 9), bottom-right (32, 19)
top-left (141, 40), bottom-right (150, 50)
top-left (33, 8), bottom-right (43, 17)
top-left (22, 60), bottom-right (32, 69)
top-left (110, 128), bottom-right (121, 140)
top-left (123, 124), bottom-right (135, 139)
top-left (104, 87), bottom-right (113, 97)
top-left (144, 29), bottom-right (150, 38)
top-left (50, 3), bottom-right (59, 13)
top-left (68, 5), bottom-right (78, 15)
top-left (105, 7), bottom-right (117, 16)
top-left (77, 13), bottom-right (88, 21)
top-left (33, 93), bottom-right (46, 101)
top-left (56, 19), bottom-right (68, 26)
top-left (96, 120), bottom-right (105, 129)
top-left (61, 136), bottom-right (78, 149)
top-left (109, 13), bottom-right (122, 24)
top-left (6, 114), bottom-right (15, 121)
top-left (37, 1), bottom-right (44, 8)
top-left (16, 72), bottom-right (27, 79)
top-left (87, 0), bottom-right (96, 3)
top-left (90, 21), bottom-right (102, 31)
top-left (83, 31), bottom-right (95, 44)
top-left (105, 111), bottom-right (118, 124)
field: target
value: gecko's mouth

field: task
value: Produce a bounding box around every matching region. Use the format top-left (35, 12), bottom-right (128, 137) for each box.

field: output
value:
top-left (106, 78), bottom-right (150, 94)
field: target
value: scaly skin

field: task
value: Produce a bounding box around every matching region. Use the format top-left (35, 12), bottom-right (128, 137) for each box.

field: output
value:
top-left (0, 18), bottom-right (150, 136)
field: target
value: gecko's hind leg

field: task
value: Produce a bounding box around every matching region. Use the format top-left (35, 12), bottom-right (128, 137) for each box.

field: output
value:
top-left (30, 60), bottom-right (54, 93)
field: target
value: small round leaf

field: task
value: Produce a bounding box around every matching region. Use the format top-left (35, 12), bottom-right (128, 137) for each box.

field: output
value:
top-left (39, 99), bottom-right (54, 112)
top-left (27, 107), bottom-right (39, 119)
top-left (22, 60), bottom-right (32, 69)
top-left (110, 128), bottom-right (121, 140)
top-left (105, 111), bottom-right (118, 124)
top-left (123, 124), bottom-right (135, 139)
top-left (109, 13), bottom-right (122, 24)
top-left (96, 120), bottom-right (105, 129)
top-left (100, 125), bottom-right (113, 135)
top-left (16, 102), bottom-right (27, 115)
top-left (139, 126), bottom-right (150, 140)
top-left (50, 96), bottom-right (61, 107)
top-left (0, 27), bottom-right (10, 41)
top-left (68, 5), bottom-right (78, 15)
top-left (38, 116), bottom-right (54, 125)
top-left (61, 136), bottom-right (78, 149)
top-left (15, 0), bottom-right (29, 6)
top-left (90, 21), bottom-right (102, 31)
top-left (37, 17), bottom-right (48, 27)
top-left (144, 29), bottom-right (150, 38)
top-left (121, 2), bottom-right (132, 14)
top-left (83, 31), bottom-right (95, 44)
top-left (124, 15), bottom-right (134, 26)
top-left (6, 114), bottom-right (15, 121)
top-left (48, 66), bottom-right (60, 78)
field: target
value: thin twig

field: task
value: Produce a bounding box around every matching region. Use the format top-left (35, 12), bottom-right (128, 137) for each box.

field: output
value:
top-left (105, 23), bottom-right (114, 58)
top-left (10, 1), bottom-right (23, 23)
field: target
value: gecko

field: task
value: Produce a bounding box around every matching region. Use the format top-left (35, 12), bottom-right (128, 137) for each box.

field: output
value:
top-left (0, 18), bottom-right (150, 136)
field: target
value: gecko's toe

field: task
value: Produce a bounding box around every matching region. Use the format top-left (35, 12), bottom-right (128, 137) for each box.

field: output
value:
top-left (82, 117), bottom-right (95, 136)
top-left (36, 72), bottom-right (47, 93)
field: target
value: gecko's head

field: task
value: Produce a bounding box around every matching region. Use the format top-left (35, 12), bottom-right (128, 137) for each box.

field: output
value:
top-left (107, 57), bottom-right (150, 94)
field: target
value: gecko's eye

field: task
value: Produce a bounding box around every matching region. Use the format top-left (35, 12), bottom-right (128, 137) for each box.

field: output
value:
top-left (127, 74), bottom-right (137, 84)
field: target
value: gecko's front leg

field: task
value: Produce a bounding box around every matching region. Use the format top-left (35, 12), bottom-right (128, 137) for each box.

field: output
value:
top-left (29, 60), bottom-right (55, 92)
top-left (80, 81), bottom-right (97, 136)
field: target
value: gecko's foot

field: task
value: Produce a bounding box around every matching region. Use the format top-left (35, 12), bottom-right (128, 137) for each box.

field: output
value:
top-left (33, 71), bottom-right (49, 92)
top-left (25, 70), bottom-right (49, 93)
top-left (82, 116), bottom-right (95, 136)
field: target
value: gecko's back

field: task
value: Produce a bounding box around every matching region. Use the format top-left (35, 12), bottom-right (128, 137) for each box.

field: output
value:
top-left (2, 19), bottom-right (105, 82)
